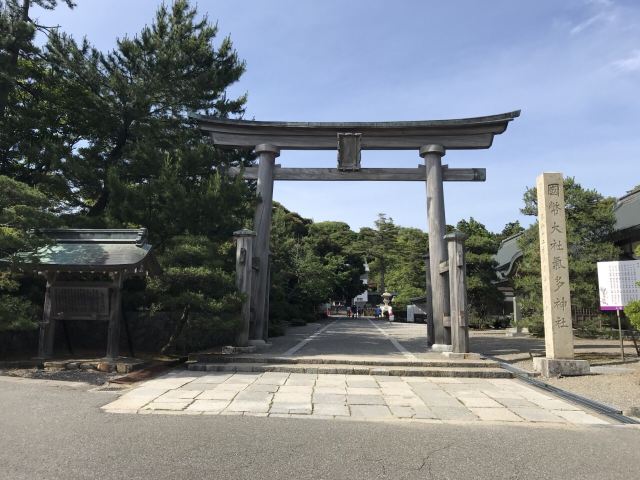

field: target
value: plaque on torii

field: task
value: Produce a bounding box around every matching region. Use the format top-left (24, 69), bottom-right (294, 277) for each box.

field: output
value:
top-left (197, 111), bottom-right (520, 350)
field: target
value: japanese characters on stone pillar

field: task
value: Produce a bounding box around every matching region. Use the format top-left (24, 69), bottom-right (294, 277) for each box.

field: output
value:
top-left (534, 172), bottom-right (589, 376)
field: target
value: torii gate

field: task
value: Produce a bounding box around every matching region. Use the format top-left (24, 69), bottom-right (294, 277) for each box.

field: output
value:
top-left (197, 111), bottom-right (520, 351)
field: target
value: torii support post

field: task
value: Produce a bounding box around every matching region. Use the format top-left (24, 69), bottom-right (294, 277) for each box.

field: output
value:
top-left (446, 232), bottom-right (470, 354)
top-left (421, 144), bottom-right (451, 350)
top-left (250, 144), bottom-right (280, 343)
top-left (106, 272), bottom-right (123, 360)
top-left (37, 272), bottom-right (57, 359)
top-left (422, 254), bottom-right (434, 346)
top-left (234, 229), bottom-right (255, 347)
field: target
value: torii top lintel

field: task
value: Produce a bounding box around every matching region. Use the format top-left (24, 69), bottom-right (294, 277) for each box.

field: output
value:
top-left (196, 110), bottom-right (520, 151)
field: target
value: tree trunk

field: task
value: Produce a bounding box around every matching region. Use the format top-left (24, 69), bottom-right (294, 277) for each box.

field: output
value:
top-left (160, 305), bottom-right (190, 355)
top-left (87, 188), bottom-right (110, 216)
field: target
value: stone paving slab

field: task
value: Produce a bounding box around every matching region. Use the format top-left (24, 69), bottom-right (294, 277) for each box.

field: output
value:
top-left (102, 371), bottom-right (615, 427)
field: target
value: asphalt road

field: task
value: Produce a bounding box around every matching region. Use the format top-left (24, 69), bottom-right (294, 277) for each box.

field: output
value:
top-left (1, 377), bottom-right (639, 480)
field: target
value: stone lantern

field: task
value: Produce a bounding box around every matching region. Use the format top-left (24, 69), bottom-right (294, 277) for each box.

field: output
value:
top-left (380, 291), bottom-right (394, 320)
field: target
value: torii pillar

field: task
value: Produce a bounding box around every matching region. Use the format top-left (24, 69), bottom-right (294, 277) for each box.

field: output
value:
top-left (421, 144), bottom-right (451, 350)
top-left (250, 144), bottom-right (280, 344)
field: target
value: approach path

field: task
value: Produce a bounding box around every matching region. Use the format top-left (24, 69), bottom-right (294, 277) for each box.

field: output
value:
top-left (102, 318), bottom-right (621, 426)
top-left (280, 317), bottom-right (418, 358)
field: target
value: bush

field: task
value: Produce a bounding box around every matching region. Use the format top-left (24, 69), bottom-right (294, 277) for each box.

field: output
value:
top-left (575, 318), bottom-right (604, 338)
top-left (525, 316), bottom-right (545, 337)
top-left (492, 315), bottom-right (511, 329)
top-left (624, 300), bottom-right (640, 330)
top-left (0, 294), bottom-right (38, 332)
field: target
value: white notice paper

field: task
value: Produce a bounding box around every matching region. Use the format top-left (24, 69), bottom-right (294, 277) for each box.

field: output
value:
top-left (597, 260), bottom-right (640, 310)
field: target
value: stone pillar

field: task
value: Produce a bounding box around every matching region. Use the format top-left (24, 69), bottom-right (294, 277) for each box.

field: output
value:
top-left (234, 229), bottom-right (255, 347)
top-left (421, 144), bottom-right (451, 350)
top-left (533, 172), bottom-right (589, 376)
top-left (250, 144), bottom-right (280, 344)
top-left (512, 295), bottom-right (521, 330)
top-left (446, 232), bottom-right (469, 354)
top-left (505, 295), bottom-right (526, 337)
top-left (37, 272), bottom-right (56, 360)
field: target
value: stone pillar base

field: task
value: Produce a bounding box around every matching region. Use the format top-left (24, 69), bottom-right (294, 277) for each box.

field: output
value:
top-left (248, 339), bottom-right (272, 349)
top-left (442, 352), bottom-right (481, 360)
top-left (430, 343), bottom-right (453, 352)
top-left (533, 357), bottom-right (590, 377)
top-left (221, 345), bottom-right (257, 354)
top-left (504, 327), bottom-right (529, 338)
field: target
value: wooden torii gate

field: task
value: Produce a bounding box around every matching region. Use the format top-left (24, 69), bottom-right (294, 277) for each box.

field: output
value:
top-left (198, 111), bottom-right (520, 351)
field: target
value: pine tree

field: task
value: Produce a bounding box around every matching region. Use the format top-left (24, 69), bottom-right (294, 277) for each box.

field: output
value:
top-left (0, 175), bottom-right (58, 331)
top-left (357, 213), bottom-right (399, 293)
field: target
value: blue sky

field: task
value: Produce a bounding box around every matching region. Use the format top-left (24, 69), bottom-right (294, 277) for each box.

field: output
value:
top-left (35, 0), bottom-right (640, 233)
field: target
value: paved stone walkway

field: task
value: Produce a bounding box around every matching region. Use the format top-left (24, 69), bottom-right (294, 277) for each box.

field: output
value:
top-left (103, 370), bottom-right (611, 425)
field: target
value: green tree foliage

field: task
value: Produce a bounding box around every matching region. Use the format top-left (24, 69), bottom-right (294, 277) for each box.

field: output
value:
top-left (0, 1), bottom-right (254, 352)
top-left (498, 220), bottom-right (524, 241)
top-left (0, 175), bottom-right (58, 331)
top-left (305, 221), bottom-right (365, 302)
top-left (269, 204), bottom-right (364, 333)
top-left (456, 218), bottom-right (503, 323)
top-left (144, 235), bottom-right (242, 353)
top-left (0, 0), bottom-right (75, 115)
top-left (0, 0), bottom-right (76, 196)
top-left (355, 214), bottom-right (429, 308)
top-left (623, 245), bottom-right (640, 331)
top-left (357, 213), bottom-right (399, 293)
top-left (41, 0), bottom-right (248, 215)
top-left (625, 301), bottom-right (640, 331)
top-left (514, 178), bottom-right (620, 333)
top-left (384, 227), bottom-right (428, 307)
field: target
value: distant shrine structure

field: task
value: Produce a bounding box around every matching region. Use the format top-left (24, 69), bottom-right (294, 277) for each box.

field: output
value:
top-left (198, 111), bottom-right (520, 352)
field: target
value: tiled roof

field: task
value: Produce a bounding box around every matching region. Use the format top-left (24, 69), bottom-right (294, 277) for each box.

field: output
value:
top-left (614, 189), bottom-right (640, 235)
top-left (12, 229), bottom-right (159, 274)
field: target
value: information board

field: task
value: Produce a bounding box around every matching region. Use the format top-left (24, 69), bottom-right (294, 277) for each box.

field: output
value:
top-left (597, 260), bottom-right (640, 311)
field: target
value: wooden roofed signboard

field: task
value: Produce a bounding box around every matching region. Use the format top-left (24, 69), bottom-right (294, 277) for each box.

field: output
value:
top-left (9, 229), bottom-right (160, 361)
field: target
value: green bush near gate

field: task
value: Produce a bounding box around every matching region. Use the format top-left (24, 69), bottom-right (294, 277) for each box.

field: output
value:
top-left (623, 246), bottom-right (640, 331)
top-left (625, 301), bottom-right (640, 331)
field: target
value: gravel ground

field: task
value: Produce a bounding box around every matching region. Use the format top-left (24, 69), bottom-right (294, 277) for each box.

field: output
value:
top-left (470, 330), bottom-right (640, 415)
top-left (544, 365), bottom-right (640, 415)
top-left (0, 368), bottom-right (118, 385)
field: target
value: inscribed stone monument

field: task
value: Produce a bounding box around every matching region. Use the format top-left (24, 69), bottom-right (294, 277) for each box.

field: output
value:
top-left (533, 172), bottom-right (589, 376)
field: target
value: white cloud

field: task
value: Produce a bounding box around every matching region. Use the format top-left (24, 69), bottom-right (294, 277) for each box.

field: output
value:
top-left (569, 0), bottom-right (617, 35)
top-left (611, 50), bottom-right (640, 72)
